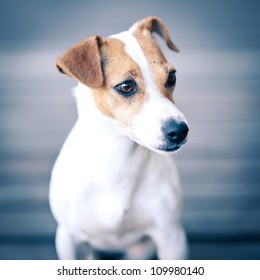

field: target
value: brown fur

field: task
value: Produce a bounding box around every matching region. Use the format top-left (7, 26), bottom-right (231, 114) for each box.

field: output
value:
top-left (56, 36), bottom-right (103, 88)
top-left (133, 16), bottom-right (179, 52)
top-left (91, 38), bottom-right (147, 127)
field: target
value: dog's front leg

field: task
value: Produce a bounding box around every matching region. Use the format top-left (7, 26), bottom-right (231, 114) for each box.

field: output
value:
top-left (55, 225), bottom-right (90, 260)
top-left (150, 224), bottom-right (188, 260)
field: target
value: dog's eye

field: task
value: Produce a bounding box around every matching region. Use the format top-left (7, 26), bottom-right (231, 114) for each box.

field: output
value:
top-left (114, 80), bottom-right (137, 97)
top-left (165, 70), bottom-right (176, 88)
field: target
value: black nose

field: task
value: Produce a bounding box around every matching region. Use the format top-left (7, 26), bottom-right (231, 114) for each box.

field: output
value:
top-left (162, 120), bottom-right (189, 145)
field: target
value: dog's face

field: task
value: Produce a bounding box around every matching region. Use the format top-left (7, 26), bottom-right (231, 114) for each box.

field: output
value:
top-left (56, 17), bottom-right (189, 154)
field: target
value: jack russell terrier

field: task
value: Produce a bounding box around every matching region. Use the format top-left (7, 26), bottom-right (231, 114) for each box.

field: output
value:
top-left (50, 16), bottom-right (189, 260)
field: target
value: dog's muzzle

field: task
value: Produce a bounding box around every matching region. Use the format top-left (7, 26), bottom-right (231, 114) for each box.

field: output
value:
top-left (160, 119), bottom-right (189, 152)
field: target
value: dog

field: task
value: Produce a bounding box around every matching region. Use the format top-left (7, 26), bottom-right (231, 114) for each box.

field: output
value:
top-left (49, 16), bottom-right (189, 260)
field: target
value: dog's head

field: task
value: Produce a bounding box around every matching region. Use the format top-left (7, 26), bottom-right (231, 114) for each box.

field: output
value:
top-left (56, 16), bottom-right (189, 154)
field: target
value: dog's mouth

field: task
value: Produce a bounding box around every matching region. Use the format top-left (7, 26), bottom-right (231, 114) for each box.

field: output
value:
top-left (127, 131), bottom-right (188, 155)
top-left (157, 138), bottom-right (187, 153)
top-left (158, 144), bottom-right (182, 152)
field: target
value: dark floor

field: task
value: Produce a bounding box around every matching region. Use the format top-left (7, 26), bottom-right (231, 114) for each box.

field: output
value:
top-left (0, 0), bottom-right (260, 259)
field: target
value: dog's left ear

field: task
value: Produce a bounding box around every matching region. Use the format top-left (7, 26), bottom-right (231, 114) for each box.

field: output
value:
top-left (56, 36), bottom-right (103, 88)
top-left (131, 16), bottom-right (179, 52)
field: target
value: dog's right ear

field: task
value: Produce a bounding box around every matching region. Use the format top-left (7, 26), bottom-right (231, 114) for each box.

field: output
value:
top-left (56, 36), bottom-right (103, 88)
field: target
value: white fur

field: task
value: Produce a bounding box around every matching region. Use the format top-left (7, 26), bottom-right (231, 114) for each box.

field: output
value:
top-left (50, 27), bottom-right (188, 260)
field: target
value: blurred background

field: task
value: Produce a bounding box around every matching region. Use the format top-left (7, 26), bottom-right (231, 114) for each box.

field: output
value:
top-left (0, 0), bottom-right (259, 259)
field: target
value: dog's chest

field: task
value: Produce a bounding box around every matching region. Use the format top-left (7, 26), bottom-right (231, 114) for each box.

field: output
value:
top-left (67, 151), bottom-right (166, 245)
top-left (70, 179), bottom-right (154, 248)
top-left (70, 163), bottom-right (150, 230)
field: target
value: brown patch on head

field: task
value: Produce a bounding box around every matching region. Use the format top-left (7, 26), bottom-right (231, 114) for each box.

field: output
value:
top-left (91, 38), bottom-right (147, 128)
top-left (131, 16), bottom-right (179, 102)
